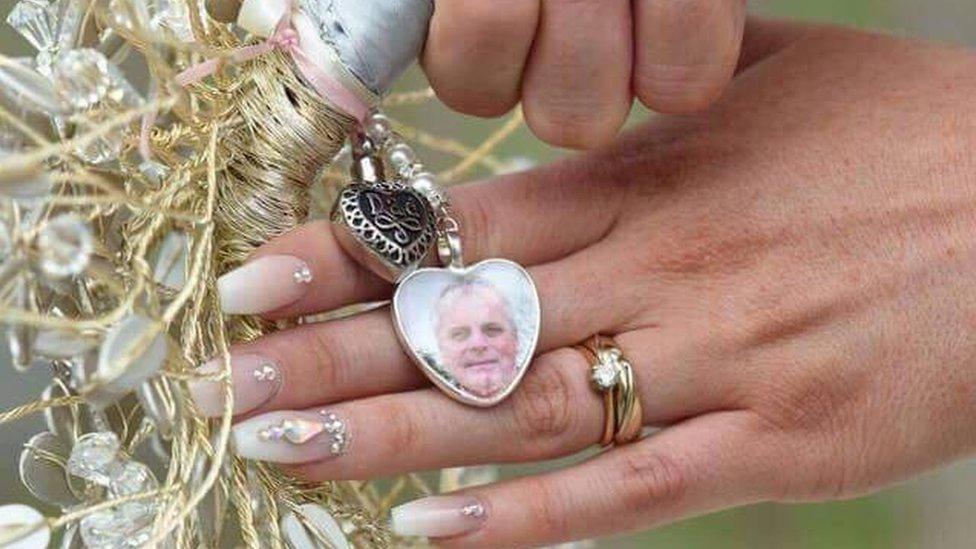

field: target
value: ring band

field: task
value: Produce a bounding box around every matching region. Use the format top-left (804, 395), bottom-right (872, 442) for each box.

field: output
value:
top-left (574, 335), bottom-right (643, 446)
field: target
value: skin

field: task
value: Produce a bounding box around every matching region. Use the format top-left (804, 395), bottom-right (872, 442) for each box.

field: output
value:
top-left (208, 0), bottom-right (748, 150)
top-left (227, 19), bottom-right (976, 548)
top-left (435, 284), bottom-right (519, 398)
top-left (423, 0), bottom-right (747, 149)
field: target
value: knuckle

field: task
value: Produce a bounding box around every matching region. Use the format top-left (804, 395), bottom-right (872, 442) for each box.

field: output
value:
top-left (433, 86), bottom-right (517, 118)
top-left (383, 401), bottom-right (422, 457)
top-left (748, 362), bottom-right (851, 433)
top-left (510, 359), bottom-right (575, 443)
top-left (453, 187), bottom-right (498, 260)
top-left (524, 99), bottom-right (623, 150)
top-left (303, 325), bottom-right (345, 392)
top-left (613, 447), bottom-right (688, 511)
top-left (634, 64), bottom-right (727, 114)
top-left (524, 477), bottom-right (571, 539)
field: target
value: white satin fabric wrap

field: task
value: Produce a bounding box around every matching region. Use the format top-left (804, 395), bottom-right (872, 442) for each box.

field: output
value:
top-left (237, 0), bottom-right (433, 95)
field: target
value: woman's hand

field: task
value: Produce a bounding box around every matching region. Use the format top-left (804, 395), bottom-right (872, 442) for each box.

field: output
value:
top-left (422, 0), bottom-right (747, 149)
top-left (190, 20), bottom-right (976, 548)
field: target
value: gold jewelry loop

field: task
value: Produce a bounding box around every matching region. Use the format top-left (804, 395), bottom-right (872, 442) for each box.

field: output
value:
top-left (575, 335), bottom-right (643, 447)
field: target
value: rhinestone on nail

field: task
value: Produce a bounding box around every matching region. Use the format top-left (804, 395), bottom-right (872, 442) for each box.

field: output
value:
top-left (253, 364), bottom-right (278, 382)
top-left (461, 504), bottom-right (485, 518)
top-left (257, 413), bottom-right (349, 456)
top-left (293, 264), bottom-right (313, 284)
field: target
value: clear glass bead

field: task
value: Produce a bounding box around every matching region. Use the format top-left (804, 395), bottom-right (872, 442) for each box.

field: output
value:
top-left (150, 0), bottom-right (194, 42)
top-left (7, 0), bottom-right (58, 52)
top-left (80, 502), bottom-right (155, 549)
top-left (53, 49), bottom-right (113, 111)
top-left (67, 431), bottom-right (121, 485)
top-left (109, 461), bottom-right (157, 497)
top-left (36, 213), bottom-right (93, 279)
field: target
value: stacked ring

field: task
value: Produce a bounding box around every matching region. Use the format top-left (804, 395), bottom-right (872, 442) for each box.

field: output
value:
top-left (574, 335), bottom-right (644, 446)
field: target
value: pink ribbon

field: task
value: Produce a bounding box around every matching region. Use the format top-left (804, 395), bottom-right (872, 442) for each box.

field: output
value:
top-left (140, 2), bottom-right (369, 161)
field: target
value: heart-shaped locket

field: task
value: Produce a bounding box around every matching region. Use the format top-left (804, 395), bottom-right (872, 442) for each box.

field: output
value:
top-left (331, 181), bottom-right (437, 282)
top-left (392, 259), bottom-right (541, 407)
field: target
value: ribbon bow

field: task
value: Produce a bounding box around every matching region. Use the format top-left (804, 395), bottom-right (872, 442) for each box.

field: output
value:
top-left (175, 3), bottom-right (369, 122)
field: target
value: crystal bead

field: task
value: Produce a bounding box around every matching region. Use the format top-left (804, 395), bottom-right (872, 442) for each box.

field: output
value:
top-left (67, 431), bottom-right (121, 485)
top-left (7, 278), bottom-right (38, 372)
top-left (109, 461), bottom-right (157, 497)
top-left (0, 57), bottom-right (66, 114)
top-left (53, 49), bottom-right (113, 111)
top-left (7, 0), bottom-right (58, 52)
top-left (151, 0), bottom-right (194, 42)
top-left (80, 501), bottom-right (155, 549)
top-left (35, 213), bottom-right (92, 279)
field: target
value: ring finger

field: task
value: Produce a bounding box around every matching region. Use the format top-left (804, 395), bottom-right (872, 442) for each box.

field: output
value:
top-left (222, 324), bottom-right (742, 479)
top-left (190, 243), bottom-right (643, 418)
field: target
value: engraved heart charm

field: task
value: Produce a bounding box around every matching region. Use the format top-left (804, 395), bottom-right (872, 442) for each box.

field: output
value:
top-left (392, 259), bottom-right (541, 407)
top-left (331, 181), bottom-right (437, 282)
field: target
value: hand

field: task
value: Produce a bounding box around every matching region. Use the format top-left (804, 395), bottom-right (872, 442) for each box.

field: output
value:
top-left (422, 0), bottom-right (747, 149)
top-left (189, 19), bottom-right (976, 548)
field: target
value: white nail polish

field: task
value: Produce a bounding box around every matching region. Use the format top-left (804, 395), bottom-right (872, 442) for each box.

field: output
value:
top-left (218, 255), bottom-right (313, 315)
top-left (188, 355), bottom-right (283, 417)
top-left (232, 410), bottom-right (348, 463)
top-left (390, 495), bottom-right (487, 538)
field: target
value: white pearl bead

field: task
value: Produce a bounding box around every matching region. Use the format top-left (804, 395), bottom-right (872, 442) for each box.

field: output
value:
top-left (386, 143), bottom-right (416, 169)
top-left (364, 113), bottom-right (392, 142)
top-left (409, 171), bottom-right (437, 194)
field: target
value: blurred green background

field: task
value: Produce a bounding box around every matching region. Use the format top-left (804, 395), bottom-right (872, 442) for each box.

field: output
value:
top-left (2, 1), bottom-right (976, 548)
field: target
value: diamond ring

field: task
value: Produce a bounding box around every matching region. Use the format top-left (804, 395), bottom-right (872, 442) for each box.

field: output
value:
top-left (574, 335), bottom-right (644, 446)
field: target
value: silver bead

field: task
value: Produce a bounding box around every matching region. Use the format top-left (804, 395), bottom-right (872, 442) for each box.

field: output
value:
top-left (410, 171), bottom-right (446, 209)
top-left (409, 171), bottom-right (437, 195)
top-left (386, 143), bottom-right (416, 171)
top-left (364, 113), bottom-right (392, 143)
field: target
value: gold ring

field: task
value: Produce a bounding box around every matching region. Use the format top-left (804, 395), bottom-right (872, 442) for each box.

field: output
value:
top-left (574, 335), bottom-right (643, 446)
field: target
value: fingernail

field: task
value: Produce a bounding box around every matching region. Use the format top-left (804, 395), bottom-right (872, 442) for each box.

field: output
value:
top-left (188, 354), bottom-right (283, 417)
top-left (218, 255), bottom-right (313, 314)
top-left (390, 495), bottom-right (487, 538)
top-left (232, 410), bottom-right (348, 464)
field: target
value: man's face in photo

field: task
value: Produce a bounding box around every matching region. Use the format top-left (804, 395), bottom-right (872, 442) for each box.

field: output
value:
top-left (435, 284), bottom-right (519, 397)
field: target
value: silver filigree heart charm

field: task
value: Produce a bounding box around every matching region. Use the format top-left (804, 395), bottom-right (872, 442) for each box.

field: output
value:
top-left (393, 256), bottom-right (541, 408)
top-left (331, 180), bottom-right (437, 282)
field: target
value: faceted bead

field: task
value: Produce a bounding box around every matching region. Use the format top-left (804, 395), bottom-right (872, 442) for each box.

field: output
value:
top-left (80, 502), bottom-right (155, 549)
top-left (53, 49), bottom-right (112, 111)
top-left (109, 461), bottom-right (158, 497)
top-left (67, 431), bottom-right (121, 485)
top-left (35, 213), bottom-right (92, 279)
top-left (6, 0), bottom-right (58, 52)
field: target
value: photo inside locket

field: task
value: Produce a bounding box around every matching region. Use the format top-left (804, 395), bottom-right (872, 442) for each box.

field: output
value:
top-left (399, 266), bottom-right (537, 401)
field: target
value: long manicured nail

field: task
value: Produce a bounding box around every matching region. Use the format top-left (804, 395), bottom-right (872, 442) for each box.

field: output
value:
top-left (390, 495), bottom-right (487, 538)
top-left (217, 255), bottom-right (313, 314)
top-left (188, 354), bottom-right (283, 417)
top-left (232, 410), bottom-right (348, 464)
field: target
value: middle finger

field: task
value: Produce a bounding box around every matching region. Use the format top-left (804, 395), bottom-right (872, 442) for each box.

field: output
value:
top-left (191, 244), bottom-right (640, 418)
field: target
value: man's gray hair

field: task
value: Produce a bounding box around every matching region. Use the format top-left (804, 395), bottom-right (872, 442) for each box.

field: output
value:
top-left (431, 277), bottom-right (533, 359)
